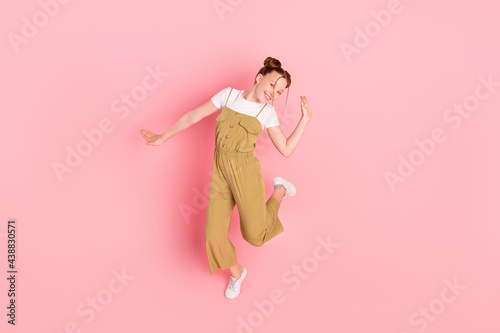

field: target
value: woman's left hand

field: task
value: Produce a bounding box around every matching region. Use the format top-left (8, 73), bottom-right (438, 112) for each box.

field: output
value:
top-left (300, 96), bottom-right (312, 123)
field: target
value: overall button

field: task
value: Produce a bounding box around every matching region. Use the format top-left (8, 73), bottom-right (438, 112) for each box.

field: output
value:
top-left (235, 112), bottom-right (239, 116)
top-left (229, 124), bottom-right (234, 128)
top-left (225, 135), bottom-right (229, 139)
top-left (222, 144), bottom-right (227, 148)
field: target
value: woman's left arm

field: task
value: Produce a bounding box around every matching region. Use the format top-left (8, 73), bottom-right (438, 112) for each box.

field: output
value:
top-left (267, 96), bottom-right (312, 158)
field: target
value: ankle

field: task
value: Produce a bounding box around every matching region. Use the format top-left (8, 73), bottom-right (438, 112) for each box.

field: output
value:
top-left (274, 185), bottom-right (287, 195)
top-left (231, 265), bottom-right (242, 279)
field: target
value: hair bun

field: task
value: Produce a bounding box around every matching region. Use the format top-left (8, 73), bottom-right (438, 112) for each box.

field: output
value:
top-left (264, 57), bottom-right (282, 69)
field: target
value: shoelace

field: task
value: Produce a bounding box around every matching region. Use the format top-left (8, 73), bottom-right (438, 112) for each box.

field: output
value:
top-left (228, 277), bottom-right (237, 290)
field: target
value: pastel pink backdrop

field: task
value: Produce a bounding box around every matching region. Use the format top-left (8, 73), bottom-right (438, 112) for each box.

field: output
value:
top-left (1, 0), bottom-right (499, 332)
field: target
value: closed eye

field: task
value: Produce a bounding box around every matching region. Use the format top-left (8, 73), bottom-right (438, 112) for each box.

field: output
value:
top-left (270, 83), bottom-right (282, 95)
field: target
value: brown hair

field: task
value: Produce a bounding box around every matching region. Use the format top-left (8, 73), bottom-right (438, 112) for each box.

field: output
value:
top-left (255, 56), bottom-right (291, 117)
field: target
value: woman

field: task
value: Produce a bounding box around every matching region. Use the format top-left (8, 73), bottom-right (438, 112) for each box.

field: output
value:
top-left (139, 57), bottom-right (312, 299)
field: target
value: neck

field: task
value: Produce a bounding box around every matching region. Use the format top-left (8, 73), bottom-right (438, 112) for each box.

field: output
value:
top-left (242, 86), bottom-right (260, 103)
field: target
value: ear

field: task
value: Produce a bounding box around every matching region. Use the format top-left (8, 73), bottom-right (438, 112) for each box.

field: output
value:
top-left (256, 73), bottom-right (263, 83)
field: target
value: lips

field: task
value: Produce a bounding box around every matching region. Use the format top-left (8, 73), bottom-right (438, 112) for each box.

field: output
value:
top-left (264, 92), bottom-right (271, 100)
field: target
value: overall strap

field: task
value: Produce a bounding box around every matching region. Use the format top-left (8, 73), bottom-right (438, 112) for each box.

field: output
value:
top-left (224, 88), bottom-right (233, 107)
top-left (255, 103), bottom-right (267, 118)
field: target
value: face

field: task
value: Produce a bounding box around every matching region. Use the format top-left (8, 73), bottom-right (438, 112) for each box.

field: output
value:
top-left (255, 71), bottom-right (287, 103)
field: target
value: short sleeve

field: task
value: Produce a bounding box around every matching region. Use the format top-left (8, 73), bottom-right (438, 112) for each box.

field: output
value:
top-left (264, 105), bottom-right (280, 129)
top-left (211, 87), bottom-right (231, 110)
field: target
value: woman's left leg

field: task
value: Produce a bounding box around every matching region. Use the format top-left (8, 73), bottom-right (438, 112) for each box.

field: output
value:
top-left (229, 153), bottom-right (286, 247)
top-left (271, 186), bottom-right (287, 205)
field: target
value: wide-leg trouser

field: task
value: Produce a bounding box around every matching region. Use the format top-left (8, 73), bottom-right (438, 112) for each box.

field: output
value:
top-left (205, 147), bottom-right (284, 275)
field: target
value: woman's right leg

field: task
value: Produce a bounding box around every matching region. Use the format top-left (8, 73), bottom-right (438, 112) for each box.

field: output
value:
top-left (228, 263), bottom-right (242, 279)
top-left (205, 190), bottom-right (238, 275)
top-left (205, 153), bottom-right (240, 275)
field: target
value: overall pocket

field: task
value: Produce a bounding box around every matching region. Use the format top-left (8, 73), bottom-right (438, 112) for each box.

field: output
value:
top-left (238, 117), bottom-right (261, 135)
top-left (236, 117), bottom-right (262, 153)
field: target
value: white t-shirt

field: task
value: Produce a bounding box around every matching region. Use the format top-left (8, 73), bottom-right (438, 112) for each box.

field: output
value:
top-left (211, 87), bottom-right (280, 130)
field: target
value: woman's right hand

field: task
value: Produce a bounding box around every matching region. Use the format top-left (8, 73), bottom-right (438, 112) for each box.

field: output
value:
top-left (139, 128), bottom-right (166, 146)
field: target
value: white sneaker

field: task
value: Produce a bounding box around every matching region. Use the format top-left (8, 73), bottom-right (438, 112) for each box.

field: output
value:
top-left (273, 177), bottom-right (296, 197)
top-left (225, 265), bottom-right (247, 299)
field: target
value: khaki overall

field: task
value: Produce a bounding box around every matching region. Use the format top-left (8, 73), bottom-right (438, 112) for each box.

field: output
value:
top-left (205, 88), bottom-right (284, 275)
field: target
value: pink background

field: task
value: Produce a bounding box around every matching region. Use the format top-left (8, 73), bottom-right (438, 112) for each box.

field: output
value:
top-left (1, 0), bottom-right (499, 332)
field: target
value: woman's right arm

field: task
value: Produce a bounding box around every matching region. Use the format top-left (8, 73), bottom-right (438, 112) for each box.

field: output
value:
top-left (140, 99), bottom-right (219, 145)
top-left (160, 99), bottom-right (219, 141)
